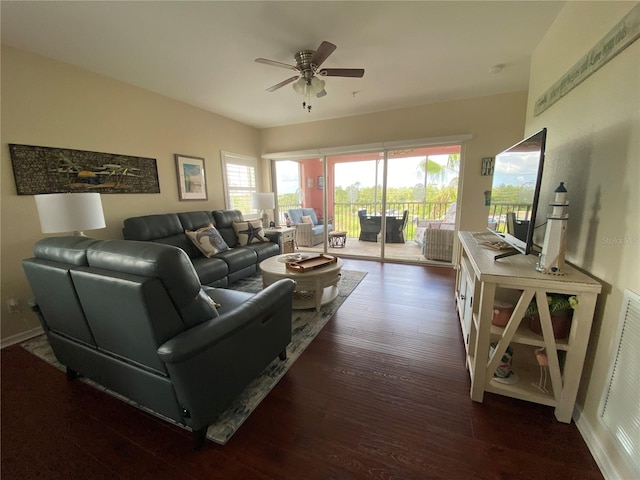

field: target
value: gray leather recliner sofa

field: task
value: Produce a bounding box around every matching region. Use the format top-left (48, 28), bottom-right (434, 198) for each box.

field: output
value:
top-left (22, 236), bottom-right (295, 449)
top-left (123, 210), bottom-right (280, 287)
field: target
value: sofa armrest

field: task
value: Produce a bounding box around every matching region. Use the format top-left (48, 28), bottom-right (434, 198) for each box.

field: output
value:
top-left (157, 278), bottom-right (295, 363)
top-left (263, 230), bottom-right (280, 243)
top-left (155, 278), bottom-right (295, 430)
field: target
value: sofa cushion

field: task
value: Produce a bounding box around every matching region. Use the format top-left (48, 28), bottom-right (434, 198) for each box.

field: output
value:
top-left (214, 247), bottom-right (258, 273)
top-left (311, 225), bottom-right (326, 236)
top-left (123, 213), bottom-right (183, 239)
top-left (86, 240), bottom-right (218, 328)
top-left (190, 256), bottom-right (229, 287)
top-left (123, 213), bottom-right (200, 258)
top-left (301, 208), bottom-right (319, 225)
top-left (185, 225), bottom-right (229, 258)
top-left (232, 220), bottom-right (268, 246)
top-left (177, 211), bottom-right (216, 231)
top-left (23, 236), bottom-right (101, 346)
top-left (212, 210), bottom-right (244, 248)
top-left (287, 209), bottom-right (303, 225)
top-left (288, 208), bottom-right (319, 225)
top-left (243, 241), bottom-right (280, 263)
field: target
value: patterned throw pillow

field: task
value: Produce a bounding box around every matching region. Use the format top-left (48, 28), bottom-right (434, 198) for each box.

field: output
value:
top-left (232, 220), bottom-right (269, 246)
top-left (301, 215), bottom-right (314, 225)
top-left (185, 224), bottom-right (229, 258)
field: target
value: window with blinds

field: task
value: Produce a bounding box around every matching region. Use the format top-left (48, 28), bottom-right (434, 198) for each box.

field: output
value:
top-left (220, 151), bottom-right (259, 215)
top-left (599, 288), bottom-right (640, 478)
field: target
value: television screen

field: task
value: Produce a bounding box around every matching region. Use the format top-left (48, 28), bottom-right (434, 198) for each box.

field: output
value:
top-left (487, 128), bottom-right (547, 258)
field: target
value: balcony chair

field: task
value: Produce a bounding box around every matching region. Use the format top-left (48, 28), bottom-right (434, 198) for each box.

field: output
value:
top-left (385, 210), bottom-right (409, 243)
top-left (416, 203), bottom-right (456, 262)
top-left (358, 209), bottom-right (380, 242)
top-left (287, 208), bottom-right (333, 247)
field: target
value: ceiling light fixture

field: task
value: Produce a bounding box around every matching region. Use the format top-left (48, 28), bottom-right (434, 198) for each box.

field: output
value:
top-left (292, 76), bottom-right (325, 112)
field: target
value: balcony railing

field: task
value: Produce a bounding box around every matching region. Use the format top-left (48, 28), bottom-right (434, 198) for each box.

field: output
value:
top-left (276, 201), bottom-right (454, 241)
top-left (488, 203), bottom-right (533, 233)
top-left (276, 201), bottom-right (531, 242)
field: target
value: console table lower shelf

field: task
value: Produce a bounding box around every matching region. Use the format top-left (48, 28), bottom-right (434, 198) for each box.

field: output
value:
top-left (455, 231), bottom-right (601, 422)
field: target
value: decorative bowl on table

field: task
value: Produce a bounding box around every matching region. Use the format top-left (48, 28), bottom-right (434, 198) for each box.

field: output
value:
top-left (278, 253), bottom-right (305, 263)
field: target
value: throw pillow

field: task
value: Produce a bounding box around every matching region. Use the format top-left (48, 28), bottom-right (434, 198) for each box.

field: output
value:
top-left (233, 220), bottom-right (269, 245)
top-left (185, 224), bottom-right (229, 258)
top-left (301, 215), bottom-right (314, 225)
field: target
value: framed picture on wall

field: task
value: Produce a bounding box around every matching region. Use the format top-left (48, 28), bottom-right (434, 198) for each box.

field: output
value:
top-left (175, 154), bottom-right (208, 201)
top-left (318, 176), bottom-right (324, 190)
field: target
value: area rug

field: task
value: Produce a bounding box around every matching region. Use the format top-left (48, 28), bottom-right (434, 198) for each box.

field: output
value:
top-left (21, 269), bottom-right (366, 445)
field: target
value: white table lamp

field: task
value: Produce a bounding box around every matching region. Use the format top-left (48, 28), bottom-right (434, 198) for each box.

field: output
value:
top-left (35, 192), bottom-right (106, 236)
top-left (252, 192), bottom-right (275, 227)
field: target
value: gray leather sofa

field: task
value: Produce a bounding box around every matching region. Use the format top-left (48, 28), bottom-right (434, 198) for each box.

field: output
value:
top-left (22, 236), bottom-right (295, 449)
top-left (123, 210), bottom-right (280, 287)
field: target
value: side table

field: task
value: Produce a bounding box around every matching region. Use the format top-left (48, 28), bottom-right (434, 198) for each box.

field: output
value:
top-left (265, 227), bottom-right (296, 253)
top-left (328, 230), bottom-right (347, 248)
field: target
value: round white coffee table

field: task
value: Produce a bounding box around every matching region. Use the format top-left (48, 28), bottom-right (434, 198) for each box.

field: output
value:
top-left (260, 254), bottom-right (343, 311)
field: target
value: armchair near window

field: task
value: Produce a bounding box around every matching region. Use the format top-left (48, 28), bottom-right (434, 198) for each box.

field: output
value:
top-left (287, 208), bottom-right (333, 247)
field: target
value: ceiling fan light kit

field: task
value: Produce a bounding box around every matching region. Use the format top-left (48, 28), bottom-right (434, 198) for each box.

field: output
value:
top-left (292, 77), bottom-right (326, 112)
top-left (256, 41), bottom-right (365, 113)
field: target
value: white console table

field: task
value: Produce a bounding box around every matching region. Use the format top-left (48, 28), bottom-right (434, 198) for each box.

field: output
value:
top-left (455, 231), bottom-right (602, 422)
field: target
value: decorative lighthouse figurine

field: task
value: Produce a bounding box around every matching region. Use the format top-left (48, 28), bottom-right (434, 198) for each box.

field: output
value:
top-left (537, 182), bottom-right (569, 275)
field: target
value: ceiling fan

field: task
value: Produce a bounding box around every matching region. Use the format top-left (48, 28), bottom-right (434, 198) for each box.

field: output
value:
top-left (255, 41), bottom-right (365, 112)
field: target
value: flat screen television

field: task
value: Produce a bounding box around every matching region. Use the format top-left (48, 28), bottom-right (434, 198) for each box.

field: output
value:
top-left (487, 128), bottom-right (547, 259)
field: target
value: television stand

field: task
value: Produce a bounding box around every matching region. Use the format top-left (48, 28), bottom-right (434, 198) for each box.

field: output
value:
top-left (455, 231), bottom-right (602, 423)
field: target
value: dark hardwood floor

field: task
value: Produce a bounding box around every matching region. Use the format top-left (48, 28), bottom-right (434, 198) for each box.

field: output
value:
top-left (1, 259), bottom-right (602, 479)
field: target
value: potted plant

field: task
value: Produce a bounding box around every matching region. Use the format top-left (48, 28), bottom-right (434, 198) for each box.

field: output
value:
top-left (525, 294), bottom-right (578, 339)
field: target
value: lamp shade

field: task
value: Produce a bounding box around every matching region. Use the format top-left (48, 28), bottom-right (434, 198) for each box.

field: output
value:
top-left (292, 77), bottom-right (306, 95)
top-left (35, 193), bottom-right (106, 235)
top-left (251, 192), bottom-right (275, 210)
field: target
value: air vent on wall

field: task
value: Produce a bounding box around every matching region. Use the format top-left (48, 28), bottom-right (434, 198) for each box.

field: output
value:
top-left (599, 288), bottom-right (640, 478)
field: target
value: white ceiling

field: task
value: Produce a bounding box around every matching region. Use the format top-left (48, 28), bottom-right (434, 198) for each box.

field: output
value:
top-left (1, 1), bottom-right (565, 129)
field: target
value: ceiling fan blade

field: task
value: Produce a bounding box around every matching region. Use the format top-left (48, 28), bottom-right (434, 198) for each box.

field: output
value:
top-left (255, 58), bottom-right (298, 71)
top-left (311, 41), bottom-right (336, 68)
top-left (319, 68), bottom-right (365, 78)
top-left (266, 75), bottom-right (299, 92)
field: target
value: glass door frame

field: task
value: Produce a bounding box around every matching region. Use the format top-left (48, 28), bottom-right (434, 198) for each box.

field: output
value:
top-left (266, 134), bottom-right (470, 263)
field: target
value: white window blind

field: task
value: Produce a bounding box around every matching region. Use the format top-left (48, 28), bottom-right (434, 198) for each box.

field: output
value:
top-left (599, 288), bottom-right (640, 478)
top-left (220, 152), bottom-right (258, 215)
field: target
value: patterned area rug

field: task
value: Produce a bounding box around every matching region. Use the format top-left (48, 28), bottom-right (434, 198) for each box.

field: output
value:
top-left (21, 269), bottom-right (366, 445)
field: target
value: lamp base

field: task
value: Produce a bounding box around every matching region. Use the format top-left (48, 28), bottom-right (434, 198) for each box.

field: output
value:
top-left (261, 211), bottom-right (269, 228)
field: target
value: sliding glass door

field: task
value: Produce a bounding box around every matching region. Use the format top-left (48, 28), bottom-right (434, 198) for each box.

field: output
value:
top-left (330, 152), bottom-right (385, 259)
top-left (271, 142), bottom-right (461, 264)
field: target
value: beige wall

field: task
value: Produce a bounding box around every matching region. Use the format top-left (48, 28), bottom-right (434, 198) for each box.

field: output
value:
top-left (526, 3), bottom-right (639, 478)
top-left (260, 91), bottom-right (529, 234)
top-left (1, 46), bottom-right (260, 340)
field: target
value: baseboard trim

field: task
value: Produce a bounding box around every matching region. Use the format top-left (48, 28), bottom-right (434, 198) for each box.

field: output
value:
top-left (1, 326), bottom-right (44, 349)
top-left (574, 406), bottom-right (623, 480)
